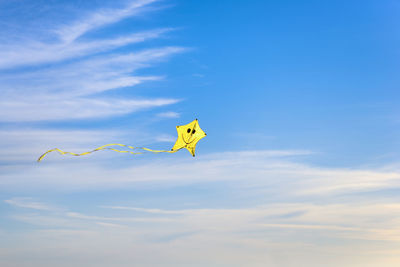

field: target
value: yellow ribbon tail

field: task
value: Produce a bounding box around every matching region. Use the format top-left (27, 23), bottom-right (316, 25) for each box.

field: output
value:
top-left (37, 144), bottom-right (179, 162)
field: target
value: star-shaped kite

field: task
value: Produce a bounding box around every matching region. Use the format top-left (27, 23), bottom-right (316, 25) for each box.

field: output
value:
top-left (172, 119), bottom-right (207, 157)
top-left (37, 119), bottom-right (207, 162)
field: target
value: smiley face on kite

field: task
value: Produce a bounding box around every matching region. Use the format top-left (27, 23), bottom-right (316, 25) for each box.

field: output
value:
top-left (172, 119), bottom-right (207, 157)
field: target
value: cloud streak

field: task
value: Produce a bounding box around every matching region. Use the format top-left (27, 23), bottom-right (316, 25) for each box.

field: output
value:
top-left (0, 97), bottom-right (179, 122)
top-left (55, 0), bottom-right (158, 43)
top-left (2, 148), bottom-right (400, 266)
top-left (4, 197), bottom-right (400, 266)
top-left (0, 28), bottom-right (174, 69)
top-left (2, 149), bottom-right (399, 196)
top-left (0, 1), bottom-right (184, 122)
top-left (4, 197), bottom-right (54, 211)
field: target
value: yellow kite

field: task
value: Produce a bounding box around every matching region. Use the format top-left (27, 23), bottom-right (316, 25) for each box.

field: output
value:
top-left (37, 119), bottom-right (206, 162)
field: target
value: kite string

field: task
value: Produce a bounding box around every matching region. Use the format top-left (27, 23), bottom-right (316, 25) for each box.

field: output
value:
top-left (37, 143), bottom-right (179, 162)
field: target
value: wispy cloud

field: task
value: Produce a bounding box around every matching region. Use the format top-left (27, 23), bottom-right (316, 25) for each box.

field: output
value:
top-left (5, 197), bottom-right (54, 211)
top-left (4, 197), bottom-right (400, 266)
top-left (0, 28), bottom-right (174, 69)
top-left (0, 0), bottom-right (166, 69)
top-left (2, 148), bottom-right (400, 266)
top-left (156, 111), bottom-right (181, 118)
top-left (0, 97), bottom-right (180, 122)
top-left (0, 1), bottom-right (184, 122)
top-left (103, 206), bottom-right (185, 214)
top-left (0, 45), bottom-right (185, 121)
top-left (2, 149), bottom-right (398, 197)
top-left (154, 134), bottom-right (177, 142)
top-left (55, 0), bottom-right (158, 43)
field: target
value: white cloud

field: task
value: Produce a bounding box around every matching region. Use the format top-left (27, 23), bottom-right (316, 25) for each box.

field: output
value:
top-left (1, 149), bottom-right (398, 197)
top-left (55, 0), bottom-right (158, 43)
top-left (154, 134), bottom-right (176, 142)
top-left (0, 46), bottom-right (185, 98)
top-left (0, 97), bottom-right (179, 122)
top-left (0, 0), bottom-right (185, 123)
top-left (4, 197), bottom-right (54, 211)
top-left (103, 206), bottom-right (185, 214)
top-left (0, 45), bottom-right (186, 122)
top-left (4, 198), bottom-right (400, 266)
top-left (0, 28), bottom-right (174, 69)
top-left (157, 111), bottom-right (180, 118)
top-left (2, 148), bottom-right (400, 266)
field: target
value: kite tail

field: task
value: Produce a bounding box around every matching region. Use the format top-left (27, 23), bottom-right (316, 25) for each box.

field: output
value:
top-left (37, 143), bottom-right (178, 162)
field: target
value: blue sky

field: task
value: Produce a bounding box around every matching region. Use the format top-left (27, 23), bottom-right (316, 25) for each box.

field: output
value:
top-left (1, 0), bottom-right (400, 266)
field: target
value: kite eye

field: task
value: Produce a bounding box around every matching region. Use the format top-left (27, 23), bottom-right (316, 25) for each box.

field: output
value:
top-left (187, 128), bottom-right (191, 133)
top-left (192, 129), bottom-right (196, 134)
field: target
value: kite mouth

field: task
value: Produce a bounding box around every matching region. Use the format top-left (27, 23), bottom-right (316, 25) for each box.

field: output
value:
top-left (182, 134), bottom-right (196, 146)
